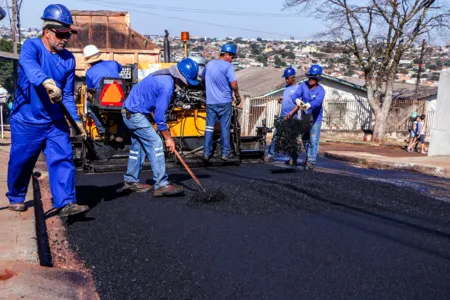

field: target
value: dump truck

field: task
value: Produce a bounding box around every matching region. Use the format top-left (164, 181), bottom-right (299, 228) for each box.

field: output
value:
top-left (72, 31), bottom-right (268, 173)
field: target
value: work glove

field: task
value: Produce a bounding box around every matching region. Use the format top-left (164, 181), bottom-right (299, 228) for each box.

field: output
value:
top-left (43, 79), bottom-right (62, 103)
top-left (235, 94), bottom-right (242, 106)
top-left (301, 102), bottom-right (311, 111)
top-left (75, 121), bottom-right (87, 139)
top-left (295, 98), bottom-right (304, 108)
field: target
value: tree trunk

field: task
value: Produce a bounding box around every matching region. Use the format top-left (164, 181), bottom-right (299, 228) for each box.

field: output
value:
top-left (372, 110), bottom-right (388, 142)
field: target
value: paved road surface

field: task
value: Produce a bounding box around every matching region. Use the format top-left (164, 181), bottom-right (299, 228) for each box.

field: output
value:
top-left (66, 157), bottom-right (450, 300)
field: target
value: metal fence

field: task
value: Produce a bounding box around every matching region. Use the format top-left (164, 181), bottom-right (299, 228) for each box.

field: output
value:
top-left (241, 96), bottom-right (279, 136)
top-left (241, 95), bottom-right (435, 137)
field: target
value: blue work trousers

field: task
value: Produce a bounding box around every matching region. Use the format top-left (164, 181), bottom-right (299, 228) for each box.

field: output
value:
top-left (7, 118), bottom-right (76, 208)
top-left (122, 113), bottom-right (169, 189)
top-left (86, 101), bottom-right (105, 135)
top-left (306, 120), bottom-right (322, 164)
top-left (203, 103), bottom-right (232, 158)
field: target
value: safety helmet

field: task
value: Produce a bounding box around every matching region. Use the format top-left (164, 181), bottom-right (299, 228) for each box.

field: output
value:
top-left (282, 67), bottom-right (296, 78)
top-left (83, 45), bottom-right (102, 64)
top-left (306, 64), bottom-right (323, 80)
top-left (177, 58), bottom-right (199, 86)
top-left (188, 56), bottom-right (206, 78)
top-left (83, 45), bottom-right (100, 58)
top-left (220, 44), bottom-right (237, 57)
top-left (41, 4), bottom-right (74, 26)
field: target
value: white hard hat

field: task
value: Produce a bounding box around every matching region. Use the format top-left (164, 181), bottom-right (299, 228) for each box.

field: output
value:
top-left (83, 45), bottom-right (99, 58)
top-left (83, 45), bottom-right (102, 64)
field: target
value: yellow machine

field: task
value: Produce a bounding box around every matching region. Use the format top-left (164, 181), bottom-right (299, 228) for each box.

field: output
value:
top-left (72, 32), bottom-right (266, 173)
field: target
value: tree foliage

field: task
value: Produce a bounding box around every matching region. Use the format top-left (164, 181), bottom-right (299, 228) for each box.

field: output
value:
top-left (284, 0), bottom-right (450, 141)
top-left (0, 39), bottom-right (19, 93)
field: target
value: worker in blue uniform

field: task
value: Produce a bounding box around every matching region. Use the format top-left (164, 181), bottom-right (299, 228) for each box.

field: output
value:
top-left (121, 58), bottom-right (199, 196)
top-left (267, 66), bottom-right (299, 163)
top-left (293, 64), bottom-right (326, 170)
top-left (84, 44), bottom-right (124, 142)
top-left (202, 44), bottom-right (241, 161)
top-left (7, 4), bottom-right (89, 216)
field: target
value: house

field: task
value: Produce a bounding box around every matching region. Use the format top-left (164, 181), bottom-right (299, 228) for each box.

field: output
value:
top-left (67, 10), bottom-right (160, 77)
top-left (236, 67), bottom-right (437, 139)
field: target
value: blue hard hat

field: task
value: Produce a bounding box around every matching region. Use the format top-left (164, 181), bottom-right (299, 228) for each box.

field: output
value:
top-left (41, 4), bottom-right (73, 26)
top-left (306, 64), bottom-right (323, 80)
top-left (282, 67), bottom-right (296, 78)
top-left (220, 44), bottom-right (237, 57)
top-left (177, 58), bottom-right (199, 86)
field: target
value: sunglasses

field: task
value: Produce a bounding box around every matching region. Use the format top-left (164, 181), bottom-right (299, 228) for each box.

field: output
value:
top-left (51, 30), bottom-right (72, 40)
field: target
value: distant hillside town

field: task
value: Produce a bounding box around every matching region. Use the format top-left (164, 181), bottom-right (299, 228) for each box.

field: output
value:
top-left (1, 25), bottom-right (449, 87)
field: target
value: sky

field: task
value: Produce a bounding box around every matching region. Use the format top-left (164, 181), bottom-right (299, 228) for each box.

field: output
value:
top-left (0, 0), bottom-right (326, 40)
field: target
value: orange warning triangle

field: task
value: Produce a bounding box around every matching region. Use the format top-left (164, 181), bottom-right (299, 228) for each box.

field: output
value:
top-left (101, 84), bottom-right (124, 103)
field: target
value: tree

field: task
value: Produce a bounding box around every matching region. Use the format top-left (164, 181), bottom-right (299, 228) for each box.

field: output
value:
top-left (257, 54), bottom-right (268, 63)
top-left (0, 39), bottom-right (19, 93)
top-left (275, 55), bottom-right (287, 67)
top-left (283, 51), bottom-right (296, 59)
top-left (256, 37), bottom-right (263, 42)
top-left (250, 43), bottom-right (261, 55)
top-left (284, 0), bottom-right (450, 142)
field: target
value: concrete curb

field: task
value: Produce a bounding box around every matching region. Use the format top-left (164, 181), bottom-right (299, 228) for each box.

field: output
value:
top-left (322, 139), bottom-right (404, 148)
top-left (324, 151), bottom-right (448, 178)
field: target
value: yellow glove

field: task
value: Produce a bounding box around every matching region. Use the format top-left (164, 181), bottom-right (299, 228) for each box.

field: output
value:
top-left (43, 79), bottom-right (62, 103)
top-left (76, 121), bottom-right (87, 139)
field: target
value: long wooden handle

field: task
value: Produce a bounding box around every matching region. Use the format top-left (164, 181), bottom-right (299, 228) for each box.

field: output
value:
top-left (174, 149), bottom-right (206, 192)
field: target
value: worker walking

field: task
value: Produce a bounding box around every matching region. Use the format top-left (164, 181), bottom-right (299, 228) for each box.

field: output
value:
top-left (267, 67), bottom-right (299, 163)
top-left (83, 44), bottom-right (123, 142)
top-left (7, 4), bottom-right (89, 216)
top-left (293, 64), bottom-right (326, 170)
top-left (202, 44), bottom-right (241, 161)
top-left (121, 58), bottom-right (199, 196)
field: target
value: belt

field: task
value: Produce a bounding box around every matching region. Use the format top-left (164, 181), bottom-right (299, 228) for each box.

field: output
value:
top-left (121, 108), bottom-right (132, 119)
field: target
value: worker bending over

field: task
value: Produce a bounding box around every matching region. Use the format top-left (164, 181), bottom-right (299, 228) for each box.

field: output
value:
top-left (293, 64), bottom-right (326, 170)
top-left (121, 58), bottom-right (199, 196)
top-left (7, 4), bottom-right (89, 216)
top-left (202, 44), bottom-right (241, 161)
top-left (84, 44), bottom-right (124, 142)
top-left (267, 66), bottom-right (299, 163)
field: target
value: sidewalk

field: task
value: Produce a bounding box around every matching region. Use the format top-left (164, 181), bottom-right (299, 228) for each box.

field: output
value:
top-left (322, 142), bottom-right (450, 178)
top-left (0, 147), bottom-right (98, 299)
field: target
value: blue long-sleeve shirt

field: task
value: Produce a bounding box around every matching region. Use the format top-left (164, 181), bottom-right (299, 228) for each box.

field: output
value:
top-left (86, 60), bottom-right (122, 90)
top-left (280, 83), bottom-right (299, 118)
top-left (11, 38), bottom-right (80, 124)
top-left (123, 74), bottom-right (174, 131)
top-left (292, 81), bottom-right (326, 122)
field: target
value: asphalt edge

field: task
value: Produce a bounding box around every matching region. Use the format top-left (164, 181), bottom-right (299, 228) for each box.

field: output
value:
top-left (32, 172), bottom-right (53, 267)
top-left (324, 151), bottom-right (448, 178)
top-left (31, 168), bottom-right (100, 299)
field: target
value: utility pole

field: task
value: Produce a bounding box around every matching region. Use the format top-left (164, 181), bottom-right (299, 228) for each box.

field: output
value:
top-left (11, 0), bottom-right (18, 55)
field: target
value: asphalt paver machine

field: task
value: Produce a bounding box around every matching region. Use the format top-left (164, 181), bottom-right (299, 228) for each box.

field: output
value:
top-left (72, 32), bottom-right (268, 173)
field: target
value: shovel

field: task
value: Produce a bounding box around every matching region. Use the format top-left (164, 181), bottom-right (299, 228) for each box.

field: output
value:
top-left (174, 149), bottom-right (206, 193)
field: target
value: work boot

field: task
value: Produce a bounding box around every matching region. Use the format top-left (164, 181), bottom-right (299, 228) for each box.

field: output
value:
top-left (154, 184), bottom-right (185, 197)
top-left (305, 162), bottom-right (315, 171)
top-left (59, 203), bottom-right (89, 217)
top-left (221, 156), bottom-right (229, 161)
top-left (123, 182), bottom-right (153, 193)
top-left (8, 203), bottom-right (27, 212)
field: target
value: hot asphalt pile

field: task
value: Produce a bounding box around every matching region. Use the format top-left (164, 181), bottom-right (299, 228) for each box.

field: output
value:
top-left (66, 163), bottom-right (450, 300)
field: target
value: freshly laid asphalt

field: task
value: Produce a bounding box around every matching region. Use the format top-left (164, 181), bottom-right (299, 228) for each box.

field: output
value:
top-left (66, 158), bottom-right (450, 300)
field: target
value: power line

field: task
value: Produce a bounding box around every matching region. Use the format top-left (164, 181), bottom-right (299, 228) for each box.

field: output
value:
top-left (83, 0), bottom-right (299, 18)
top-left (82, 0), bottom-right (297, 38)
